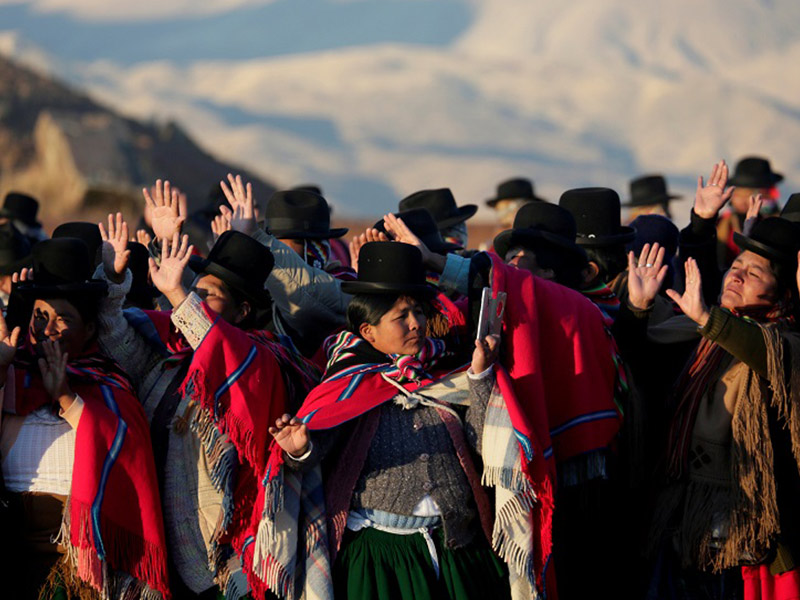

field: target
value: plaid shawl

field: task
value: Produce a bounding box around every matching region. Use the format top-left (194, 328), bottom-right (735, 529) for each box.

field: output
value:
top-left (126, 305), bottom-right (320, 598)
top-left (254, 321), bottom-right (554, 599)
top-left (10, 347), bottom-right (170, 599)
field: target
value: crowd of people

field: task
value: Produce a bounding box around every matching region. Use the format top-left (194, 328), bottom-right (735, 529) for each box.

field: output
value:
top-left (1, 154), bottom-right (799, 600)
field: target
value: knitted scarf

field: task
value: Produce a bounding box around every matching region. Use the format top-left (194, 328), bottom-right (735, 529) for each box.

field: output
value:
top-left (581, 281), bottom-right (620, 325)
top-left (9, 346), bottom-right (170, 599)
top-left (126, 306), bottom-right (320, 598)
top-left (304, 239), bottom-right (357, 281)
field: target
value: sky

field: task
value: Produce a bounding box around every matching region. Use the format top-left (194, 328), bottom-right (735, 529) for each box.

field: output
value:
top-left (2, 0), bottom-right (800, 221)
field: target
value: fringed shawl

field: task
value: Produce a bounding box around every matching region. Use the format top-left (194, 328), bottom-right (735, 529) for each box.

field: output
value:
top-left (10, 351), bottom-right (170, 599)
top-left (652, 322), bottom-right (800, 579)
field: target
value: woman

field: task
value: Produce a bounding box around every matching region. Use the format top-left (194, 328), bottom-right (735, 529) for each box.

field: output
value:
top-left (621, 211), bottom-right (800, 598)
top-left (261, 241), bottom-right (543, 600)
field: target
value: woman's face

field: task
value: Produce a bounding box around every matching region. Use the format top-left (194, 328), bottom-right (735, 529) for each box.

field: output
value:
top-left (720, 250), bottom-right (780, 311)
top-left (360, 296), bottom-right (427, 356)
top-left (193, 273), bottom-right (250, 325)
top-left (30, 298), bottom-right (95, 358)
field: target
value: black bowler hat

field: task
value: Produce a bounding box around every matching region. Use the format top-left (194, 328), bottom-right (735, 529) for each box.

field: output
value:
top-left (374, 208), bottom-right (461, 255)
top-left (52, 222), bottom-right (103, 265)
top-left (17, 238), bottom-right (107, 298)
top-left (0, 192), bottom-right (41, 228)
top-left (780, 193), bottom-right (800, 223)
top-left (341, 242), bottom-right (434, 297)
top-left (493, 202), bottom-right (587, 263)
top-left (624, 175), bottom-right (681, 207)
top-left (0, 223), bottom-right (32, 275)
top-left (399, 188), bottom-right (477, 229)
top-left (728, 156), bottom-right (783, 188)
top-left (733, 217), bottom-right (800, 267)
top-left (559, 187), bottom-right (636, 247)
top-left (293, 184), bottom-right (323, 196)
top-left (264, 189), bottom-right (347, 239)
top-left (188, 231), bottom-right (274, 308)
top-left (486, 178), bottom-right (547, 207)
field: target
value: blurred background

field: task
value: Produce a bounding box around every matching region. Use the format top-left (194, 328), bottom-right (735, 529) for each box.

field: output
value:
top-left (1, 0), bottom-right (799, 244)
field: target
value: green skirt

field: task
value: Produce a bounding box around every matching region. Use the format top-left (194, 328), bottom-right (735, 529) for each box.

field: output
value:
top-left (333, 527), bottom-right (511, 600)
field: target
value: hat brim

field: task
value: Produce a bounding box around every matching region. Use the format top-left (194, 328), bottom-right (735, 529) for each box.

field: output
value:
top-left (733, 231), bottom-right (796, 265)
top-left (622, 194), bottom-right (681, 207)
top-left (575, 226), bottom-right (636, 247)
top-left (486, 195), bottom-right (546, 208)
top-left (16, 280), bottom-right (108, 299)
top-left (436, 205), bottom-right (478, 228)
top-left (0, 209), bottom-right (42, 228)
top-left (266, 227), bottom-right (348, 240)
top-left (494, 228), bottom-right (587, 262)
top-left (340, 281), bottom-right (436, 297)
top-left (728, 174), bottom-right (783, 188)
top-left (188, 256), bottom-right (273, 308)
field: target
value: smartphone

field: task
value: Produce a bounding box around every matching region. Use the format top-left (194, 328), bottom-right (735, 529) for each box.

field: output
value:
top-left (476, 287), bottom-right (506, 341)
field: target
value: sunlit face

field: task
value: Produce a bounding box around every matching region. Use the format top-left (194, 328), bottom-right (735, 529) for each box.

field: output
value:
top-left (720, 250), bottom-right (779, 311)
top-left (360, 296), bottom-right (426, 356)
top-left (30, 298), bottom-right (95, 358)
top-left (193, 273), bottom-right (250, 325)
top-left (504, 246), bottom-right (554, 280)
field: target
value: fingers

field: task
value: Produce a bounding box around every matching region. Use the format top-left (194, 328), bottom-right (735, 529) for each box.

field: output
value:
top-left (142, 185), bottom-right (155, 209)
top-left (148, 257), bottom-right (159, 281)
top-left (220, 179), bottom-right (236, 205)
top-left (8, 327), bottom-right (20, 352)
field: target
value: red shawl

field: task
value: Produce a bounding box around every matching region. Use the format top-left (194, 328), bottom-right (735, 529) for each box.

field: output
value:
top-left (10, 350), bottom-right (170, 598)
top-left (132, 304), bottom-right (319, 593)
top-left (488, 254), bottom-right (623, 466)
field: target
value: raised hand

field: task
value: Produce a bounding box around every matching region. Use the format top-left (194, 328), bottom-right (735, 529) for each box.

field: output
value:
top-left (348, 227), bottom-right (389, 272)
top-left (471, 333), bottom-right (500, 375)
top-left (382, 213), bottom-right (447, 272)
top-left (268, 414), bottom-right (310, 458)
top-left (136, 229), bottom-right (153, 247)
top-left (742, 193), bottom-right (763, 236)
top-left (143, 180), bottom-right (186, 241)
top-left (666, 258), bottom-right (710, 327)
top-left (148, 233), bottom-right (193, 308)
top-left (0, 309), bottom-right (21, 372)
top-left (11, 267), bottom-right (33, 285)
top-left (627, 243), bottom-right (669, 310)
top-left (220, 173), bottom-right (257, 236)
top-left (694, 160), bottom-right (735, 219)
top-left (211, 207), bottom-right (232, 243)
top-left (99, 212), bottom-right (131, 284)
top-left (37, 339), bottom-right (73, 407)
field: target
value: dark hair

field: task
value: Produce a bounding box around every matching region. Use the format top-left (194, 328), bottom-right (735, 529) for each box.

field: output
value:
top-left (346, 293), bottom-right (429, 334)
top-left (769, 258), bottom-right (799, 309)
top-left (584, 245), bottom-right (628, 284)
top-left (226, 283), bottom-right (260, 330)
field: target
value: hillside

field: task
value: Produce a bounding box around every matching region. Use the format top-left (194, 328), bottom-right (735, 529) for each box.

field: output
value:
top-left (0, 55), bottom-right (276, 227)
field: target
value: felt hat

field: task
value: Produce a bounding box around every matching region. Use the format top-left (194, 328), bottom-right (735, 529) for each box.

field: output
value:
top-left (626, 214), bottom-right (680, 258)
top-left (0, 222), bottom-right (32, 276)
top-left (486, 178), bottom-right (547, 207)
top-left (292, 184), bottom-right (323, 196)
top-left (16, 238), bottom-right (107, 298)
top-left (374, 208), bottom-right (461, 255)
top-left (493, 202), bottom-right (587, 263)
top-left (733, 217), bottom-right (800, 267)
top-left (341, 241), bottom-right (433, 296)
top-left (624, 175), bottom-right (681, 207)
top-left (0, 192), bottom-right (41, 228)
top-left (52, 222), bottom-right (103, 265)
top-left (780, 193), bottom-right (800, 223)
top-left (264, 189), bottom-right (347, 239)
top-left (399, 188), bottom-right (477, 229)
top-left (559, 187), bottom-right (636, 247)
top-left (188, 231), bottom-right (274, 308)
top-left (728, 156), bottom-right (783, 188)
